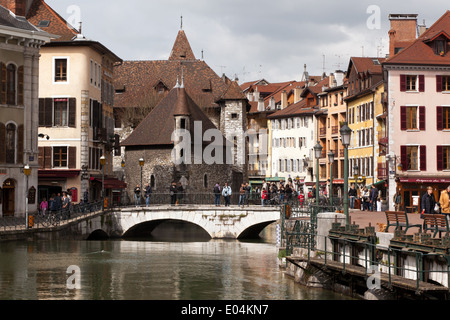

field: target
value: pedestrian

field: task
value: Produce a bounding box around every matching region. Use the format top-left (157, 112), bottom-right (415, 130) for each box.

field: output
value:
top-left (176, 182), bottom-right (184, 205)
top-left (83, 190), bottom-right (89, 203)
top-left (145, 183), bottom-right (152, 207)
top-left (134, 184), bottom-right (141, 207)
top-left (362, 187), bottom-right (370, 211)
top-left (62, 191), bottom-right (71, 218)
top-left (222, 182), bottom-right (232, 207)
top-left (439, 185), bottom-right (450, 215)
top-left (213, 183), bottom-right (221, 206)
top-left (279, 184), bottom-right (285, 203)
top-left (261, 188), bottom-right (267, 206)
top-left (349, 184), bottom-right (357, 209)
top-left (244, 182), bottom-right (250, 206)
top-left (49, 194), bottom-right (55, 213)
top-left (40, 197), bottom-right (48, 215)
top-left (298, 192), bottom-right (304, 206)
top-left (393, 190), bottom-right (402, 211)
top-left (421, 186), bottom-right (436, 215)
top-left (54, 192), bottom-right (62, 212)
top-left (239, 183), bottom-right (246, 207)
top-left (170, 182), bottom-right (177, 206)
top-left (285, 183), bottom-right (293, 203)
top-left (370, 185), bottom-right (379, 211)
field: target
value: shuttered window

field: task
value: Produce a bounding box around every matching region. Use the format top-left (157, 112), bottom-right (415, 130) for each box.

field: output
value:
top-left (401, 145), bottom-right (426, 171)
top-left (38, 98), bottom-right (76, 128)
top-left (6, 64), bottom-right (16, 105)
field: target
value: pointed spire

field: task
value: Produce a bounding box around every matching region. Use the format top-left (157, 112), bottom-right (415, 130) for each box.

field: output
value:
top-left (180, 67), bottom-right (184, 88)
top-left (180, 15), bottom-right (183, 30)
top-left (173, 85), bottom-right (190, 116)
top-left (169, 29), bottom-right (196, 61)
top-left (174, 75), bottom-right (180, 88)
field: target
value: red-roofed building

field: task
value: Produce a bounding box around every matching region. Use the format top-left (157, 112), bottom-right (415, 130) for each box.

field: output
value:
top-left (0, 0), bottom-right (124, 206)
top-left (383, 11), bottom-right (450, 211)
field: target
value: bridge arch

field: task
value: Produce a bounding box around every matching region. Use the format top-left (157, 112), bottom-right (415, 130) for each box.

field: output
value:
top-left (122, 219), bottom-right (211, 239)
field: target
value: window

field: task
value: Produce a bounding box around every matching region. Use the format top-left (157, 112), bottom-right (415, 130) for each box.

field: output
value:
top-left (6, 64), bottom-right (16, 105)
top-left (406, 106), bottom-right (417, 129)
top-left (54, 59), bottom-right (67, 82)
top-left (54, 99), bottom-right (69, 127)
top-left (5, 123), bottom-right (16, 164)
top-left (435, 40), bottom-right (446, 55)
top-left (53, 146), bottom-right (68, 168)
top-left (437, 146), bottom-right (450, 170)
top-left (400, 74), bottom-right (424, 92)
top-left (231, 113), bottom-right (238, 119)
top-left (436, 75), bottom-right (450, 92)
top-left (401, 106), bottom-right (425, 130)
top-left (401, 145), bottom-right (426, 171)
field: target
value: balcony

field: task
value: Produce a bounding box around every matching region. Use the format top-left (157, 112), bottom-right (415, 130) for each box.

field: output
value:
top-left (377, 164), bottom-right (387, 178)
top-left (319, 127), bottom-right (326, 137)
top-left (248, 169), bottom-right (266, 177)
top-left (378, 133), bottom-right (388, 145)
top-left (331, 126), bottom-right (339, 135)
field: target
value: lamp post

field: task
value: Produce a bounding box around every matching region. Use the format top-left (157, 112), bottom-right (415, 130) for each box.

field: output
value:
top-left (100, 156), bottom-right (106, 211)
top-left (328, 150), bottom-right (335, 206)
top-left (313, 141), bottom-right (323, 205)
top-left (340, 122), bottom-right (352, 228)
top-left (23, 164), bottom-right (31, 229)
top-left (139, 158), bottom-right (145, 206)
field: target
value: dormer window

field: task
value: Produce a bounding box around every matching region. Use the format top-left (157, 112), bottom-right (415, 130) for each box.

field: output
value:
top-left (435, 40), bottom-right (446, 55)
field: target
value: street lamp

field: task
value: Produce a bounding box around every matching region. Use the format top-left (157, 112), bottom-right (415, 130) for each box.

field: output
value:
top-left (23, 164), bottom-right (31, 229)
top-left (328, 150), bottom-right (335, 206)
top-left (340, 122), bottom-right (352, 228)
top-left (139, 158), bottom-right (145, 206)
top-left (313, 141), bottom-right (323, 205)
top-left (100, 155), bottom-right (106, 211)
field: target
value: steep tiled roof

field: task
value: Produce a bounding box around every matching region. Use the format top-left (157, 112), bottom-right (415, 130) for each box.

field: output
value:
top-left (121, 86), bottom-right (220, 147)
top-left (347, 57), bottom-right (385, 76)
top-left (267, 99), bottom-right (316, 119)
top-left (217, 80), bottom-right (247, 101)
top-left (385, 10), bottom-right (450, 65)
top-left (169, 29), bottom-right (196, 61)
top-left (25, 0), bottom-right (79, 41)
top-left (0, 4), bottom-right (40, 32)
top-left (114, 59), bottom-right (230, 109)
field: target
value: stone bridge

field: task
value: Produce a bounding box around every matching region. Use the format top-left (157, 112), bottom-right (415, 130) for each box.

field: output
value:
top-left (9, 205), bottom-right (281, 241)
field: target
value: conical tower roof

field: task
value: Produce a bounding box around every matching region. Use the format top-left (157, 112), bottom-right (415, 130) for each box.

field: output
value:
top-left (169, 29), bottom-right (196, 61)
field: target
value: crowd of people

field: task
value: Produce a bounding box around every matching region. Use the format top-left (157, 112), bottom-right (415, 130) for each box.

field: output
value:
top-left (348, 184), bottom-right (380, 211)
top-left (39, 191), bottom-right (72, 215)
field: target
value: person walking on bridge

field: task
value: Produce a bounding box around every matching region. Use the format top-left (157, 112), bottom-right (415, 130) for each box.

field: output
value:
top-left (213, 183), bottom-right (221, 206)
top-left (134, 185), bottom-right (141, 207)
top-left (222, 182), bottom-right (232, 207)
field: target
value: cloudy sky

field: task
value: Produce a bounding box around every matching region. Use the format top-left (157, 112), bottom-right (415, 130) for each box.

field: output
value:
top-left (46, 0), bottom-right (448, 83)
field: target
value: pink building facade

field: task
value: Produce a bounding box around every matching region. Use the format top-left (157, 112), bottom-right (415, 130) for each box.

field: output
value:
top-left (384, 11), bottom-right (450, 211)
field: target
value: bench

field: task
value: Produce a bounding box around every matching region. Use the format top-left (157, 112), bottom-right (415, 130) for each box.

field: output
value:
top-left (384, 211), bottom-right (422, 233)
top-left (422, 214), bottom-right (450, 238)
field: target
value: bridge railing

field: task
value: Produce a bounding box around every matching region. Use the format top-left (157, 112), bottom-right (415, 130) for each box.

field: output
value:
top-left (114, 192), bottom-right (343, 208)
top-left (0, 201), bottom-right (103, 231)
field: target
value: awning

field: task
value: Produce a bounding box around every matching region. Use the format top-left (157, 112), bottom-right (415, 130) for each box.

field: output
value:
top-left (39, 169), bottom-right (80, 178)
top-left (399, 177), bottom-right (450, 184)
top-left (93, 178), bottom-right (127, 189)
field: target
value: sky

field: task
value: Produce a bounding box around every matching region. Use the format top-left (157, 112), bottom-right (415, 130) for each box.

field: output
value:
top-left (46, 0), bottom-right (449, 84)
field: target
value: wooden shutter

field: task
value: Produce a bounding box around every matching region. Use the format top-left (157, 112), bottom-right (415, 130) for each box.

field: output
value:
top-left (44, 98), bottom-right (53, 127)
top-left (38, 147), bottom-right (44, 168)
top-left (0, 122), bottom-right (5, 163)
top-left (44, 146), bottom-right (52, 168)
top-left (437, 106), bottom-right (443, 131)
top-left (400, 145), bottom-right (407, 171)
top-left (400, 74), bottom-right (407, 92)
top-left (419, 75), bottom-right (425, 92)
top-left (68, 98), bottom-right (76, 128)
top-left (437, 145), bottom-right (444, 171)
top-left (68, 146), bottom-right (76, 169)
top-left (437, 75), bottom-right (443, 92)
top-left (17, 124), bottom-right (23, 164)
top-left (400, 106), bottom-right (407, 130)
top-left (420, 145), bottom-right (427, 171)
top-left (39, 98), bottom-right (45, 127)
top-left (17, 66), bottom-right (24, 105)
top-left (0, 63), bottom-right (6, 104)
top-left (419, 106), bottom-right (426, 130)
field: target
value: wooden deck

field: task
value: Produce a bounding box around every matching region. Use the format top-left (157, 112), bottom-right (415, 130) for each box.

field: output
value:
top-left (287, 255), bottom-right (449, 294)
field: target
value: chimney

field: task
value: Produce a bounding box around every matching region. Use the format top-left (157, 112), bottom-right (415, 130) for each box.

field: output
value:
top-left (269, 97), bottom-right (276, 110)
top-left (7, 0), bottom-right (27, 16)
top-left (257, 97), bottom-right (265, 112)
top-left (294, 87), bottom-right (302, 103)
top-left (388, 14), bottom-right (418, 57)
top-left (334, 70), bottom-right (344, 87)
top-left (281, 90), bottom-right (287, 109)
top-left (418, 20), bottom-right (427, 37)
top-left (329, 73), bottom-right (335, 87)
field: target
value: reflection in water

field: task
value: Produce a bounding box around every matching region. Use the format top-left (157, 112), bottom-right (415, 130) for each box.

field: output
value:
top-left (0, 223), bottom-right (350, 300)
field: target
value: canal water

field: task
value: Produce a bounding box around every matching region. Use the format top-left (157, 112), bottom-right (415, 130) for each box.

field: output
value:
top-left (0, 222), bottom-right (351, 300)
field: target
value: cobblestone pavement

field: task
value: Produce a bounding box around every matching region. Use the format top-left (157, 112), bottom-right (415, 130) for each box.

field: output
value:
top-left (349, 209), bottom-right (423, 234)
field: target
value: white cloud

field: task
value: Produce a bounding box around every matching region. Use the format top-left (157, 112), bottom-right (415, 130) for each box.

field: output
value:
top-left (45, 0), bottom-right (449, 83)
